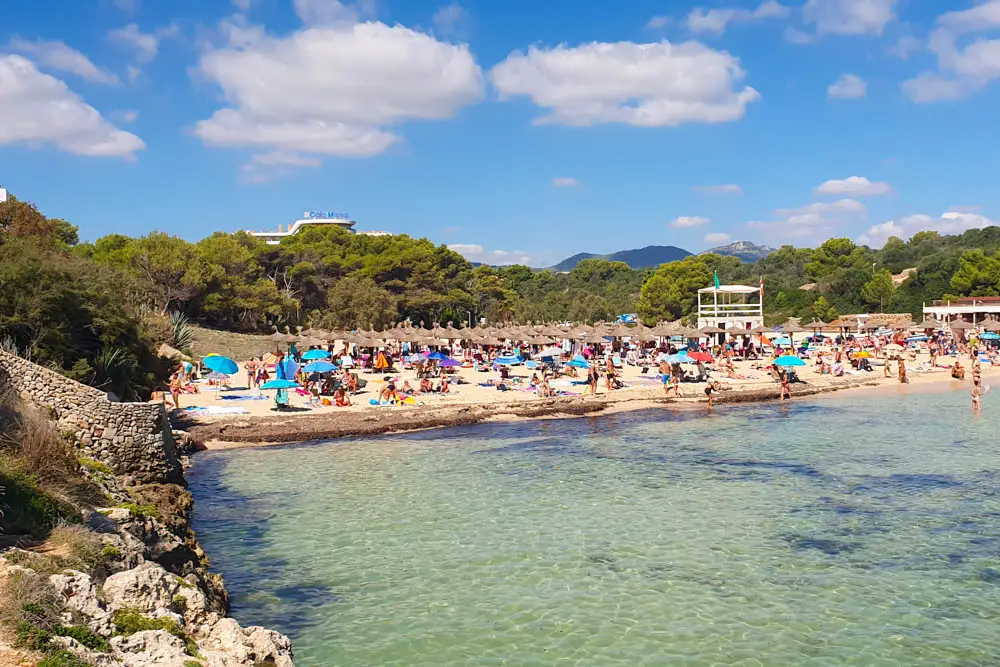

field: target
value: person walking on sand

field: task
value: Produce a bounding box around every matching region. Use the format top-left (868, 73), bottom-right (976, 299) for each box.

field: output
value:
top-left (587, 362), bottom-right (599, 397)
top-left (883, 357), bottom-right (891, 378)
top-left (898, 358), bottom-right (909, 384)
top-left (605, 356), bottom-right (616, 392)
top-left (659, 358), bottom-right (672, 397)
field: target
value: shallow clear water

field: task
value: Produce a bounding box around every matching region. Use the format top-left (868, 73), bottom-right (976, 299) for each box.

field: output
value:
top-left (189, 390), bottom-right (1000, 666)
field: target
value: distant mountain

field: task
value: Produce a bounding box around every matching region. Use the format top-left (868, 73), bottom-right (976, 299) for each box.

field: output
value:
top-left (702, 240), bottom-right (775, 262)
top-left (549, 245), bottom-right (692, 271)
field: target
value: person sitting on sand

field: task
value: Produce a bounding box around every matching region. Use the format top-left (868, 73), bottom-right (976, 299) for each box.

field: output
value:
top-left (334, 385), bottom-right (351, 407)
top-left (419, 377), bottom-right (434, 394)
top-left (436, 377), bottom-right (450, 394)
top-left (400, 380), bottom-right (414, 395)
top-left (379, 380), bottom-right (399, 404)
top-left (952, 361), bottom-right (966, 380)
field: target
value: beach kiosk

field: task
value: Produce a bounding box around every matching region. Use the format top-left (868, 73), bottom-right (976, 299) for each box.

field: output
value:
top-left (697, 284), bottom-right (764, 332)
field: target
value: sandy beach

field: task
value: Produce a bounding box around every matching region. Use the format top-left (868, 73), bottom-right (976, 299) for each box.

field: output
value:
top-left (175, 348), bottom-right (997, 449)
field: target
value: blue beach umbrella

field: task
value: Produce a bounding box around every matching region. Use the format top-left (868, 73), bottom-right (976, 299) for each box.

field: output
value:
top-left (771, 337), bottom-right (792, 347)
top-left (203, 355), bottom-right (238, 375)
top-left (494, 355), bottom-right (522, 366)
top-left (566, 359), bottom-right (590, 368)
top-left (301, 349), bottom-right (331, 360)
top-left (303, 361), bottom-right (337, 373)
top-left (906, 335), bottom-right (929, 342)
top-left (665, 353), bottom-right (695, 364)
top-left (424, 350), bottom-right (450, 361)
top-left (260, 379), bottom-right (300, 390)
top-left (774, 355), bottom-right (806, 367)
top-left (979, 332), bottom-right (1000, 340)
top-left (276, 357), bottom-right (298, 380)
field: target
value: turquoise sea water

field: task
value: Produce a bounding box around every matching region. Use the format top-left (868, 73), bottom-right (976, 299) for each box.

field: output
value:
top-left (189, 389), bottom-right (1000, 666)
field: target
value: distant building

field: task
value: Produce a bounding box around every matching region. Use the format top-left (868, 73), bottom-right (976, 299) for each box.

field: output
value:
top-left (924, 297), bottom-right (1000, 324)
top-left (246, 211), bottom-right (391, 245)
top-left (697, 284), bottom-right (763, 330)
top-left (0, 187), bottom-right (7, 203)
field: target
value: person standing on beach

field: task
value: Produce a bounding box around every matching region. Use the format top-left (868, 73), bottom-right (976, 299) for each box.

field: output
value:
top-left (168, 372), bottom-right (183, 410)
top-left (659, 359), bottom-right (671, 396)
top-left (780, 371), bottom-right (791, 401)
top-left (972, 379), bottom-right (982, 411)
top-left (605, 356), bottom-right (616, 392)
top-left (898, 358), bottom-right (909, 384)
top-left (587, 362), bottom-right (599, 396)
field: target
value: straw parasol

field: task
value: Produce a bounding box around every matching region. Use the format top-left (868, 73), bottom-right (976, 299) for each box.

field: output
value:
top-left (699, 325), bottom-right (725, 336)
top-left (725, 325), bottom-right (749, 336)
top-left (780, 318), bottom-right (809, 334)
top-left (808, 319), bottom-right (829, 331)
top-left (983, 318), bottom-right (1000, 333)
top-left (950, 319), bottom-right (975, 330)
top-left (750, 324), bottom-right (771, 334)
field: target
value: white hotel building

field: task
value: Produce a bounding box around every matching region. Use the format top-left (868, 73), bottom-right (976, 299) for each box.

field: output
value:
top-left (247, 212), bottom-right (390, 245)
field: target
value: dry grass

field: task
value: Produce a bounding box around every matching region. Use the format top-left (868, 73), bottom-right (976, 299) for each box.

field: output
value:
top-left (0, 567), bottom-right (60, 630)
top-left (189, 325), bottom-right (277, 363)
top-left (42, 525), bottom-right (101, 568)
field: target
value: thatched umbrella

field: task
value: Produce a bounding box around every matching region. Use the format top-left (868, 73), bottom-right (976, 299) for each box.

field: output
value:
top-left (725, 325), bottom-right (749, 336)
top-left (677, 325), bottom-right (701, 338)
top-left (950, 320), bottom-right (975, 330)
top-left (699, 325), bottom-right (725, 335)
top-left (808, 319), bottom-right (829, 331)
top-left (983, 318), bottom-right (1000, 333)
top-left (914, 317), bottom-right (942, 330)
top-left (749, 324), bottom-right (771, 334)
top-left (781, 318), bottom-right (809, 334)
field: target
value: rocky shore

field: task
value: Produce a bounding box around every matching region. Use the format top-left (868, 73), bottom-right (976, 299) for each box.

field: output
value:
top-left (0, 430), bottom-right (294, 666)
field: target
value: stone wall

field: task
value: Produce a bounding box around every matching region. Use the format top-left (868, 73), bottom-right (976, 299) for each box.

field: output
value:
top-left (0, 349), bottom-right (183, 485)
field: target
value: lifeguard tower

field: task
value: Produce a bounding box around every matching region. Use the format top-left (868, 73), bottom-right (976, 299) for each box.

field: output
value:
top-left (697, 284), bottom-right (763, 331)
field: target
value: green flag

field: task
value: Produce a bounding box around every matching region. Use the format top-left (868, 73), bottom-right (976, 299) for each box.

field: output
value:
top-left (713, 270), bottom-right (721, 289)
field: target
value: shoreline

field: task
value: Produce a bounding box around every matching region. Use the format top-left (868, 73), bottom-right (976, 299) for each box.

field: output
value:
top-left (182, 369), bottom-right (989, 450)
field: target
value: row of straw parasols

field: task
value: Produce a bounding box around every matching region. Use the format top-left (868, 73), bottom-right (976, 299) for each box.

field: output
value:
top-left (267, 314), bottom-right (1000, 348)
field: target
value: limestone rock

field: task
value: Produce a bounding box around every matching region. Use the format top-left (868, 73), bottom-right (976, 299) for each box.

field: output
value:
top-left (50, 636), bottom-right (122, 667)
top-left (103, 562), bottom-right (216, 629)
top-left (111, 630), bottom-right (190, 666)
top-left (49, 569), bottom-right (113, 635)
top-left (200, 618), bottom-right (294, 667)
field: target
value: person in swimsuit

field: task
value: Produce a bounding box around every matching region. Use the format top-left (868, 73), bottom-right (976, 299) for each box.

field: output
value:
top-left (898, 358), bottom-right (909, 384)
top-left (168, 373), bottom-right (183, 410)
top-left (704, 380), bottom-right (721, 409)
top-left (605, 357), bottom-right (616, 392)
top-left (780, 371), bottom-right (791, 401)
top-left (972, 379), bottom-right (982, 411)
top-left (659, 359), bottom-right (671, 396)
top-left (587, 363), bottom-right (599, 396)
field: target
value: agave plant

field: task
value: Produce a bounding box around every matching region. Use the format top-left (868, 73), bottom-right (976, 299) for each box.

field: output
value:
top-left (168, 311), bottom-right (195, 351)
top-left (91, 347), bottom-right (139, 401)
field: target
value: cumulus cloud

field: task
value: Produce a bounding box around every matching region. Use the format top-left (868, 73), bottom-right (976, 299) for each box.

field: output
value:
top-left (857, 211), bottom-right (995, 248)
top-left (293, 0), bottom-right (376, 25)
top-left (902, 1), bottom-right (1000, 102)
top-left (0, 55), bottom-right (144, 159)
top-left (747, 198), bottom-right (867, 241)
top-left (194, 21), bottom-right (484, 158)
top-left (802, 0), bottom-right (896, 36)
top-left (704, 232), bottom-right (732, 244)
top-left (448, 244), bottom-right (533, 266)
top-left (784, 27), bottom-right (815, 44)
top-left (692, 183), bottom-right (741, 194)
top-left (685, 1), bottom-right (789, 35)
top-left (815, 176), bottom-right (891, 197)
top-left (670, 215), bottom-right (711, 228)
top-left (239, 151), bottom-right (322, 183)
top-left (108, 23), bottom-right (178, 64)
top-left (118, 109), bottom-right (139, 123)
top-left (889, 35), bottom-right (922, 59)
top-left (8, 38), bottom-right (119, 85)
top-left (232, 0), bottom-right (253, 10)
top-left (490, 39), bottom-right (760, 127)
top-left (552, 177), bottom-right (580, 187)
top-left (827, 73), bottom-right (867, 99)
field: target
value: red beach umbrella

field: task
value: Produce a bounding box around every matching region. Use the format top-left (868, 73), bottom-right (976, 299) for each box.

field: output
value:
top-left (688, 351), bottom-right (714, 363)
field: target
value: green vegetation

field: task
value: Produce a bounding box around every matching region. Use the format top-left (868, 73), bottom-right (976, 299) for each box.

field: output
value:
top-left (37, 652), bottom-right (94, 667)
top-left (119, 501), bottom-right (159, 521)
top-left (112, 607), bottom-right (199, 656)
top-left (78, 458), bottom-right (114, 476)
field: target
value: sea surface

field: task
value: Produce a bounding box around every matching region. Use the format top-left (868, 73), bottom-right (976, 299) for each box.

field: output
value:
top-left (189, 389), bottom-right (1000, 666)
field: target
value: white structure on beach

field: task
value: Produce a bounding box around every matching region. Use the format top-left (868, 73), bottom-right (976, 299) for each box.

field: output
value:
top-left (0, 187), bottom-right (7, 203)
top-left (697, 284), bottom-right (764, 330)
top-left (247, 211), bottom-right (392, 245)
top-left (923, 297), bottom-right (1000, 324)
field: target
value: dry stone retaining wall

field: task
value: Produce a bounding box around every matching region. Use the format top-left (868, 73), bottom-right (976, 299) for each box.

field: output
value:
top-left (0, 349), bottom-right (182, 484)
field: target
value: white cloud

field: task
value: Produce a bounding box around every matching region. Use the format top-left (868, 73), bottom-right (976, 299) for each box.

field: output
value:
top-left (490, 39), bottom-right (760, 127)
top-left (645, 16), bottom-right (671, 31)
top-left (231, 0), bottom-right (253, 11)
top-left (194, 21), bottom-right (484, 158)
top-left (447, 244), bottom-right (533, 266)
top-left (0, 55), bottom-right (144, 159)
top-left (857, 211), bottom-right (995, 248)
top-left (8, 38), bottom-right (119, 85)
top-left (251, 151), bottom-right (322, 167)
top-left (552, 177), bottom-right (580, 187)
top-left (748, 198), bottom-right (867, 241)
top-left (889, 35), bottom-right (922, 59)
top-left (293, 0), bottom-right (376, 25)
top-left (239, 151), bottom-right (322, 183)
top-left (113, 0), bottom-right (137, 11)
top-left (704, 232), bottom-right (732, 244)
top-left (802, 0), bottom-right (896, 36)
top-left (692, 183), bottom-right (741, 194)
top-left (827, 73), bottom-right (867, 99)
top-left (784, 27), bottom-right (815, 44)
top-left (433, 3), bottom-right (470, 38)
top-left (670, 215), bottom-right (711, 228)
top-left (815, 176), bottom-right (890, 197)
top-left (126, 65), bottom-right (141, 85)
top-left (685, 1), bottom-right (789, 35)
top-left (902, 1), bottom-right (1000, 102)
top-left (120, 109), bottom-right (139, 123)
top-left (108, 23), bottom-right (179, 64)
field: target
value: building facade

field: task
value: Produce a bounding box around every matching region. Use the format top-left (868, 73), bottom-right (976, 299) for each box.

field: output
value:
top-left (696, 284), bottom-right (764, 330)
top-left (923, 297), bottom-right (1000, 324)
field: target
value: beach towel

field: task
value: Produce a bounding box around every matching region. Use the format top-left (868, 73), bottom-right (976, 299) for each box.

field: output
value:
top-left (219, 394), bottom-right (268, 401)
top-left (183, 406), bottom-right (250, 415)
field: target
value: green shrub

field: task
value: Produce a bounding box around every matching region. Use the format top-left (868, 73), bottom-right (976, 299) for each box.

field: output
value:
top-left (78, 458), bottom-right (113, 476)
top-left (0, 467), bottom-right (78, 537)
top-left (101, 544), bottom-right (121, 561)
top-left (37, 650), bottom-right (94, 667)
top-left (171, 594), bottom-right (188, 613)
top-left (119, 502), bottom-right (158, 520)
top-left (184, 662), bottom-right (203, 667)
top-left (112, 607), bottom-right (198, 656)
top-left (53, 625), bottom-right (111, 652)
top-left (16, 621), bottom-right (52, 651)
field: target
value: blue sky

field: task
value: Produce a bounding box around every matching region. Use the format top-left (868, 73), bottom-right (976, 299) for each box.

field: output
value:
top-left (2, 0), bottom-right (1000, 266)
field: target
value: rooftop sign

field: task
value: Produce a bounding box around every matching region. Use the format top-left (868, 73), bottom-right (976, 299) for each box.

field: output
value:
top-left (303, 211), bottom-right (350, 220)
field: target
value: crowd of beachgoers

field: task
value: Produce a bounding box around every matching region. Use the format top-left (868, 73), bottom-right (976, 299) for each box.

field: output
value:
top-left (156, 316), bottom-right (999, 423)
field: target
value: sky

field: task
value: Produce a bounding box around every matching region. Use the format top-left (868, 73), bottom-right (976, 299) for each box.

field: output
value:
top-left (2, 0), bottom-right (1000, 267)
